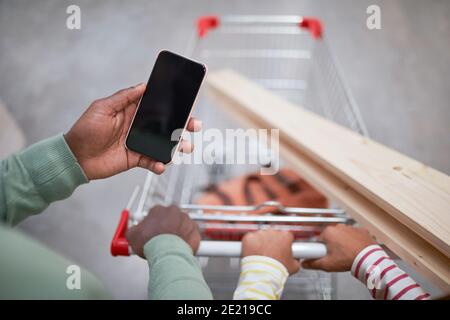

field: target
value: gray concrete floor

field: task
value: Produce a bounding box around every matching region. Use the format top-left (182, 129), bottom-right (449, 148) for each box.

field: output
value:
top-left (0, 0), bottom-right (448, 299)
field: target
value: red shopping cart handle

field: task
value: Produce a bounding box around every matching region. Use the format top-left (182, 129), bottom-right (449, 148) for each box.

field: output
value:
top-left (197, 15), bottom-right (220, 38)
top-left (197, 241), bottom-right (327, 259)
top-left (300, 17), bottom-right (323, 39)
top-left (111, 211), bottom-right (327, 259)
top-left (196, 15), bottom-right (323, 39)
top-left (111, 209), bottom-right (130, 256)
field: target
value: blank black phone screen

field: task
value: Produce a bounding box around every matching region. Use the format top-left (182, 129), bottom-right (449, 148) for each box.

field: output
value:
top-left (126, 50), bottom-right (206, 164)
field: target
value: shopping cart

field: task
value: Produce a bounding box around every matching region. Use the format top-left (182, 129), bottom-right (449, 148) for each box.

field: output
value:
top-left (111, 15), bottom-right (368, 299)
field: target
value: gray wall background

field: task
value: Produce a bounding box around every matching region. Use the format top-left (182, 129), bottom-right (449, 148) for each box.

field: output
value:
top-left (0, 0), bottom-right (448, 299)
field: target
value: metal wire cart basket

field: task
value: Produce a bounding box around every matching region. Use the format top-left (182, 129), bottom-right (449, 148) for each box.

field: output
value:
top-left (111, 15), bottom-right (369, 299)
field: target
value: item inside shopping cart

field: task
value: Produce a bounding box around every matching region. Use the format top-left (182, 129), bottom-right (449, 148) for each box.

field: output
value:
top-left (195, 168), bottom-right (332, 240)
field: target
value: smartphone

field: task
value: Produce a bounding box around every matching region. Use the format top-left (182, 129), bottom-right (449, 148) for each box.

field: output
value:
top-left (125, 50), bottom-right (207, 164)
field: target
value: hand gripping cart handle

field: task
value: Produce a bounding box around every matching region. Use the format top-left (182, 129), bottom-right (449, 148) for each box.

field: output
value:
top-left (111, 186), bottom-right (351, 259)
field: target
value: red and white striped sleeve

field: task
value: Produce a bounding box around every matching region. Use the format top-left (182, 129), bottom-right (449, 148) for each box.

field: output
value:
top-left (351, 244), bottom-right (430, 300)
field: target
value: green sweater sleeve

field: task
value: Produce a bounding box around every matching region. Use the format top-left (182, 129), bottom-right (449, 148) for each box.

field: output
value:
top-left (0, 134), bottom-right (88, 225)
top-left (144, 234), bottom-right (213, 300)
top-left (0, 224), bottom-right (110, 299)
top-left (0, 134), bottom-right (110, 299)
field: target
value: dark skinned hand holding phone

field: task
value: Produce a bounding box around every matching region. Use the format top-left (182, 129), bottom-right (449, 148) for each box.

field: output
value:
top-left (1, 50), bottom-right (212, 299)
top-left (65, 83), bottom-right (201, 180)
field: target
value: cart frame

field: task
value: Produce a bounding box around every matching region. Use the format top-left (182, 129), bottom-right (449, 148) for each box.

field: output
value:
top-left (111, 14), bottom-right (370, 300)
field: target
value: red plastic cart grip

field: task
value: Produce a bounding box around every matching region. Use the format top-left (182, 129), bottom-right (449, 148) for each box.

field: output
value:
top-left (299, 17), bottom-right (323, 39)
top-left (197, 15), bottom-right (220, 38)
top-left (111, 209), bottom-right (130, 256)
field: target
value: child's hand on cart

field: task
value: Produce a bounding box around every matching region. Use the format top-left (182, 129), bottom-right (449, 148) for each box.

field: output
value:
top-left (300, 224), bottom-right (430, 300)
top-left (65, 84), bottom-right (201, 180)
top-left (302, 224), bottom-right (376, 272)
top-left (126, 205), bottom-right (201, 257)
top-left (242, 229), bottom-right (300, 275)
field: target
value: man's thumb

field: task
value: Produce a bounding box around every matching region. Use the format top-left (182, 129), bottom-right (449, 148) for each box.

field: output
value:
top-left (105, 83), bottom-right (146, 112)
top-left (133, 82), bottom-right (146, 91)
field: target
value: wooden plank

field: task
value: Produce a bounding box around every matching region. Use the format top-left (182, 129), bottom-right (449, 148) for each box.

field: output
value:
top-left (206, 69), bottom-right (450, 257)
top-left (206, 86), bottom-right (450, 291)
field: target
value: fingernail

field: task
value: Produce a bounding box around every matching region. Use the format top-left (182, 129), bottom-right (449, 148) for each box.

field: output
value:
top-left (194, 120), bottom-right (202, 131)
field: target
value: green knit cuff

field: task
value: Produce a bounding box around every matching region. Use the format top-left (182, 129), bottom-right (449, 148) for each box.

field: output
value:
top-left (18, 134), bottom-right (88, 203)
top-left (144, 234), bottom-right (194, 263)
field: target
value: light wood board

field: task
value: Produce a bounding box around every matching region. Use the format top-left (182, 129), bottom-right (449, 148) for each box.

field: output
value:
top-left (205, 70), bottom-right (450, 291)
top-left (206, 69), bottom-right (450, 259)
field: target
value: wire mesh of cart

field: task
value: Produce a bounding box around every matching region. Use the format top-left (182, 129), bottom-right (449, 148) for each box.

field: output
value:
top-left (111, 15), bottom-right (369, 299)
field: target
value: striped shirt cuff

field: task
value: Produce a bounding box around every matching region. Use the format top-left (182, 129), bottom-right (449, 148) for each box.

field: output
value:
top-left (351, 244), bottom-right (430, 300)
top-left (233, 256), bottom-right (289, 300)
